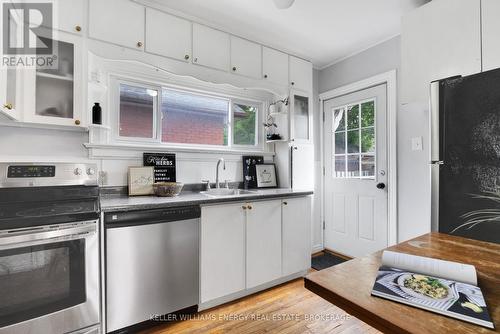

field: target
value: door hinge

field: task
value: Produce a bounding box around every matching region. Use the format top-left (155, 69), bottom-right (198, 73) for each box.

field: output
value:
top-left (322, 111), bottom-right (325, 122)
top-left (323, 221), bottom-right (326, 230)
top-left (323, 166), bottom-right (325, 176)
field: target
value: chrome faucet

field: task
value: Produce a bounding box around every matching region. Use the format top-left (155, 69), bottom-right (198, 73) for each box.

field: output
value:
top-left (216, 158), bottom-right (226, 189)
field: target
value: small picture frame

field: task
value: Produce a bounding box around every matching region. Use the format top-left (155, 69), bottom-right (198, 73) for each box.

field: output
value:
top-left (255, 164), bottom-right (278, 188)
top-left (128, 167), bottom-right (154, 196)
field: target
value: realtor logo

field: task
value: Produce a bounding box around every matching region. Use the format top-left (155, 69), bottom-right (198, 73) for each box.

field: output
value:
top-left (1, 1), bottom-right (57, 69)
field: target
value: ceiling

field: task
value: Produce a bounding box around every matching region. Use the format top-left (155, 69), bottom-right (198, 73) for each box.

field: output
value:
top-left (148, 0), bottom-right (429, 69)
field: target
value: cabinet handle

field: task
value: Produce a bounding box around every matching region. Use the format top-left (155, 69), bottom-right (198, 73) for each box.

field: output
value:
top-left (242, 205), bottom-right (248, 210)
top-left (264, 74), bottom-right (268, 79)
top-left (75, 25), bottom-right (82, 32)
top-left (232, 66), bottom-right (237, 72)
top-left (283, 201), bottom-right (288, 205)
top-left (74, 119), bottom-right (81, 125)
top-left (3, 103), bottom-right (13, 110)
top-left (137, 41), bottom-right (143, 48)
top-left (184, 54), bottom-right (190, 60)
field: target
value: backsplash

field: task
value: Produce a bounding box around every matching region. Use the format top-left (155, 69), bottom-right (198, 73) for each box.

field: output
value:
top-left (0, 126), bottom-right (272, 187)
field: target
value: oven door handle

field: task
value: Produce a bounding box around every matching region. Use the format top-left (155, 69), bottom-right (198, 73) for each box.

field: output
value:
top-left (0, 221), bottom-right (97, 249)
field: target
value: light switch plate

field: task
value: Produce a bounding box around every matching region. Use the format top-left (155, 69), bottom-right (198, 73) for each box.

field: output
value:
top-left (411, 137), bottom-right (423, 151)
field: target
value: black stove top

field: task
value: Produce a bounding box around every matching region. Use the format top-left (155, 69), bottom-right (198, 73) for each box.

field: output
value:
top-left (0, 185), bottom-right (100, 230)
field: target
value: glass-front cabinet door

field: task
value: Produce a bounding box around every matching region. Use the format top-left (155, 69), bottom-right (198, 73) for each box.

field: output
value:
top-left (20, 31), bottom-right (84, 127)
top-left (0, 67), bottom-right (22, 121)
top-left (290, 91), bottom-right (312, 143)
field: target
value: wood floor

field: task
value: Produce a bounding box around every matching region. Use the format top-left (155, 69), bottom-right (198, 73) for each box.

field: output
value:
top-left (140, 278), bottom-right (379, 334)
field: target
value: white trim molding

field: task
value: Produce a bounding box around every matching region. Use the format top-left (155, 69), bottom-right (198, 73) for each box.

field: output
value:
top-left (319, 69), bottom-right (398, 247)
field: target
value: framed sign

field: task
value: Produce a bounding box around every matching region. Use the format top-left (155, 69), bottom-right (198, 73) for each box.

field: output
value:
top-left (255, 164), bottom-right (278, 188)
top-left (143, 153), bottom-right (176, 182)
top-left (242, 155), bottom-right (264, 189)
top-left (128, 167), bottom-right (154, 196)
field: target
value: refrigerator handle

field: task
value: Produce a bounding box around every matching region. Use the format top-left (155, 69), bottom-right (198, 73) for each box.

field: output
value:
top-left (429, 80), bottom-right (442, 164)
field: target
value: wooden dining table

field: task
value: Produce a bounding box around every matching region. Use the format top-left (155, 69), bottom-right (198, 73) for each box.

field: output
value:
top-left (305, 232), bottom-right (500, 333)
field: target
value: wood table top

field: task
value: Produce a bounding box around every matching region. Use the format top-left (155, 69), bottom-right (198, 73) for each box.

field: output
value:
top-left (305, 232), bottom-right (500, 334)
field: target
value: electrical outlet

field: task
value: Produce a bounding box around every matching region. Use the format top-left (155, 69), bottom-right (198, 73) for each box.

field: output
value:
top-left (411, 137), bottom-right (423, 151)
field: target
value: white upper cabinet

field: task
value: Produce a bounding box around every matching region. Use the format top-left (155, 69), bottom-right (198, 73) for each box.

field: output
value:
top-left (401, 0), bottom-right (481, 104)
top-left (230, 36), bottom-right (262, 79)
top-left (22, 32), bottom-right (85, 127)
top-left (50, 0), bottom-right (86, 34)
top-left (145, 8), bottom-right (192, 62)
top-left (89, 0), bottom-right (145, 50)
top-left (289, 56), bottom-right (313, 91)
top-left (481, 0), bottom-right (500, 71)
top-left (193, 24), bottom-right (230, 71)
top-left (262, 47), bottom-right (289, 86)
top-left (246, 200), bottom-right (282, 289)
top-left (282, 197), bottom-right (311, 276)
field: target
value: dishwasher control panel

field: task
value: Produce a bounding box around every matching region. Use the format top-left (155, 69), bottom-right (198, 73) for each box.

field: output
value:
top-left (105, 206), bottom-right (201, 228)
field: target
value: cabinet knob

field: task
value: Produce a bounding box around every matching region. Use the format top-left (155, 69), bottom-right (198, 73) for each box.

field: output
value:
top-left (242, 205), bottom-right (248, 210)
top-left (291, 82), bottom-right (295, 86)
top-left (264, 74), bottom-right (268, 79)
top-left (283, 201), bottom-right (288, 205)
top-left (194, 57), bottom-right (198, 63)
top-left (75, 25), bottom-right (82, 32)
top-left (74, 119), bottom-right (81, 125)
top-left (247, 205), bottom-right (253, 210)
top-left (232, 66), bottom-right (237, 72)
top-left (3, 103), bottom-right (13, 110)
top-left (184, 54), bottom-right (190, 60)
top-left (137, 41), bottom-right (143, 48)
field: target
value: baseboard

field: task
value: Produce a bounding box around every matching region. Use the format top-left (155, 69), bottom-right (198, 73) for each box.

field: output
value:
top-left (198, 270), bottom-right (307, 311)
top-left (311, 244), bottom-right (324, 254)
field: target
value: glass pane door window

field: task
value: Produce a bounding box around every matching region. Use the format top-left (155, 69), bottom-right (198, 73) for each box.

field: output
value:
top-left (333, 100), bottom-right (375, 178)
top-left (35, 38), bottom-right (75, 120)
top-left (293, 94), bottom-right (310, 141)
top-left (0, 240), bottom-right (86, 328)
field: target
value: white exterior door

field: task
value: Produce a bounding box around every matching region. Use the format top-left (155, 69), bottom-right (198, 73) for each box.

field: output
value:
top-left (323, 84), bottom-right (388, 257)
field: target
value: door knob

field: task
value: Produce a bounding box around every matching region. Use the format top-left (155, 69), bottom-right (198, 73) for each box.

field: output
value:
top-left (376, 183), bottom-right (386, 189)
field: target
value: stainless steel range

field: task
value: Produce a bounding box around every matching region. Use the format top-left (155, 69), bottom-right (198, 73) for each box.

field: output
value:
top-left (0, 163), bottom-right (101, 334)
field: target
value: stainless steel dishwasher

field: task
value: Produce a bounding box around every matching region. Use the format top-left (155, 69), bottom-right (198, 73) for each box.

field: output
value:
top-left (104, 206), bottom-right (200, 333)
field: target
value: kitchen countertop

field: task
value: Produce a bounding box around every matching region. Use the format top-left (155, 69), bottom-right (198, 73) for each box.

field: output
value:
top-left (100, 188), bottom-right (313, 212)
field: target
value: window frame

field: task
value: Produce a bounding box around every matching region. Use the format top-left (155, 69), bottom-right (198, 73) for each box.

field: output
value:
top-left (333, 97), bottom-right (377, 179)
top-left (114, 78), bottom-right (161, 143)
top-left (111, 76), bottom-right (265, 152)
top-left (231, 99), bottom-right (260, 149)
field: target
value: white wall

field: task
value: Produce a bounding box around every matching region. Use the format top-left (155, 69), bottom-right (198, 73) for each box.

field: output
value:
top-left (318, 35), bottom-right (431, 243)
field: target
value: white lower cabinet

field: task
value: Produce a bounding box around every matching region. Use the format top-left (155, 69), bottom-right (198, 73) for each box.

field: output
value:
top-left (246, 200), bottom-right (282, 288)
top-left (200, 202), bottom-right (246, 303)
top-left (282, 197), bottom-right (311, 276)
top-left (200, 196), bottom-right (311, 305)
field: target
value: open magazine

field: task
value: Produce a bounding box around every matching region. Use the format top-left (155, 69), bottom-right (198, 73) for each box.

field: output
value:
top-left (371, 251), bottom-right (494, 329)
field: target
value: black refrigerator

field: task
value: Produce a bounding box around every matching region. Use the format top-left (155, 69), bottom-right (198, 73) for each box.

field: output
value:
top-left (430, 68), bottom-right (500, 244)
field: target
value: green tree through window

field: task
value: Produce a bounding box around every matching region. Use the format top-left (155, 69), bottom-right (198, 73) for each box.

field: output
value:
top-left (233, 104), bottom-right (257, 145)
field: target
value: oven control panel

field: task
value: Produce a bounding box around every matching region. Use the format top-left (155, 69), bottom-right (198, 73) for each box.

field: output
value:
top-left (7, 165), bottom-right (56, 178)
top-left (0, 163), bottom-right (98, 187)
